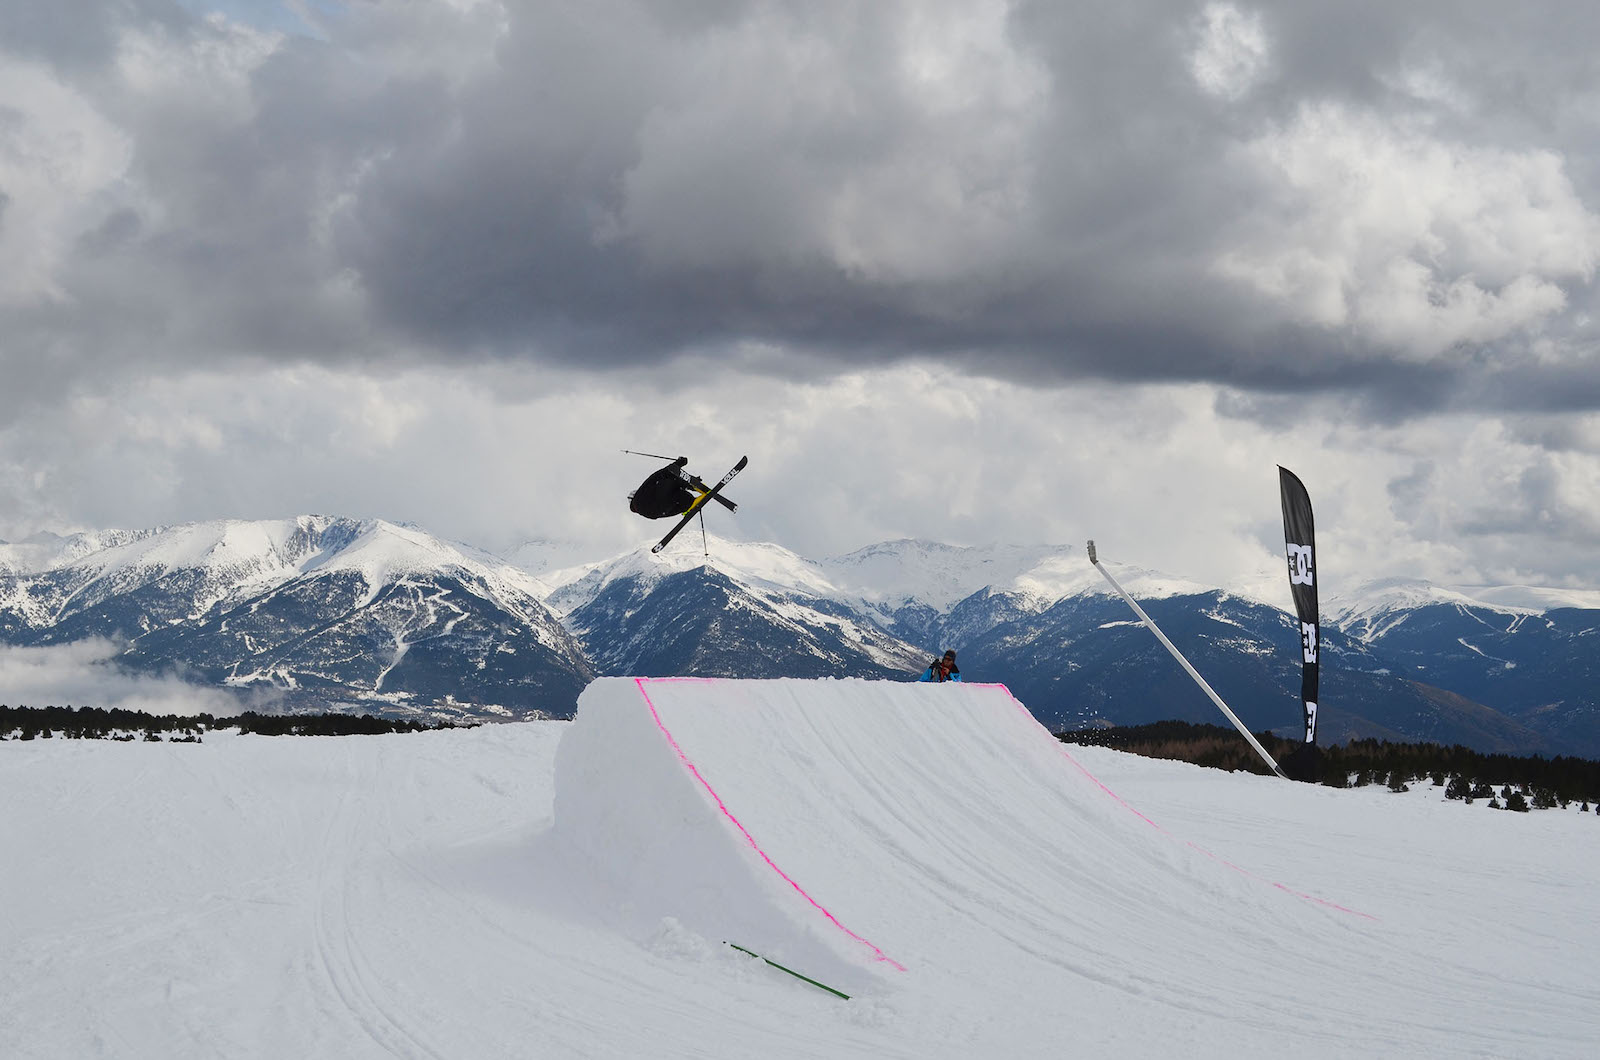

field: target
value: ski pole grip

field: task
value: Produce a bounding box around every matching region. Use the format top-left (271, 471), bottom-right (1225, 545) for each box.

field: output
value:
top-left (1086, 540), bottom-right (1098, 564)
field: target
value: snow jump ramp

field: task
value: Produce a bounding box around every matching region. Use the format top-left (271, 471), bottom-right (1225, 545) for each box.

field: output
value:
top-left (554, 677), bottom-right (1358, 1002)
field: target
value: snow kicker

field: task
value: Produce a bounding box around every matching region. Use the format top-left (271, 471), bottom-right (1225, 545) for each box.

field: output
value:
top-left (552, 677), bottom-right (1363, 1001)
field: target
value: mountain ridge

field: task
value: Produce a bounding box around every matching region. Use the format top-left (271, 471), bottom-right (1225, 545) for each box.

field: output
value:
top-left (0, 516), bottom-right (592, 721)
top-left (3, 517), bottom-right (1597, 756)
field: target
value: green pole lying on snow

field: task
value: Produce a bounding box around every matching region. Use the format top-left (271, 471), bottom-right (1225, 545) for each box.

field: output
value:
top-left (724, 942), bottom-right (851, 1000)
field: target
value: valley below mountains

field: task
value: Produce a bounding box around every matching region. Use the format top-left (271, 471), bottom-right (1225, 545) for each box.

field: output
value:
top-left (2, 517), bottom-right (1597, 758)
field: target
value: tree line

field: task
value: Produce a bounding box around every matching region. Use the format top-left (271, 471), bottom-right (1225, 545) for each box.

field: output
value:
top-left (0, 703), bottom-right (465, 741)
top-left (1058, 720), bottom-right (1600, 810)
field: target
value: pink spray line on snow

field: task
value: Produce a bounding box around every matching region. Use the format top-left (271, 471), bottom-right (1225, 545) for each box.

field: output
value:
top-left (986, 682), bottom-right (1379, 921)
top-left (633, 676), bottom-right (908, 972)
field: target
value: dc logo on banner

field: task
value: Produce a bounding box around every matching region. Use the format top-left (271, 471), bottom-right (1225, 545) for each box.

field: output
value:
top-left (1304, 701), bottom-right (1318, 742)
top-left (1301, 621), bottom-right (1318, 663)
top-left (1286, 543), bottom-right (1315, 586)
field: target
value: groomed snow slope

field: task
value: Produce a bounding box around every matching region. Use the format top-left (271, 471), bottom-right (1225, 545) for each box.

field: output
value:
top-left (556, 678), bottom-right (1594, 1054)
top-left (558, 677), bottom-right (1375, 1003)
top-left (5, 679), bottom-right (1599, 1057)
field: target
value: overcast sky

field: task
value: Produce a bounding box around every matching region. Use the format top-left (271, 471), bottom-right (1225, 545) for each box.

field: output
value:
top-left (1, 0), bottom-right (1597, 602)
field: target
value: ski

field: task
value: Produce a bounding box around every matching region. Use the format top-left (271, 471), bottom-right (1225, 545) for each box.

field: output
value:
top-left (652, 456), bottom-right (747, 554)
top-left (674, 465), bottom-right (737, 513)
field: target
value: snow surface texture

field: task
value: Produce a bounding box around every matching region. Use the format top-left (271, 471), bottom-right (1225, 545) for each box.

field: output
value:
top-left (6, 678), bottom-right (1599, 1057)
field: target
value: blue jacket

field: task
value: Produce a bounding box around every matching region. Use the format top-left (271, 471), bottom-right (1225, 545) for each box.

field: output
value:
top-left (919, 661), bottom-right (961, 682)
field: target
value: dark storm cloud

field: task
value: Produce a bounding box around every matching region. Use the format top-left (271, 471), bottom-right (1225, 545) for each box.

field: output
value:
top-left (339, 0), bottom-right (1237, 366)
top-left (5, 0), bottom-right (1600, 414)
top-left (0, 5), bottom-right (448, 415)
top-left (0, 0), bottom-right (186, 69)
top-left (334, 0), bottom-right (1600, 409)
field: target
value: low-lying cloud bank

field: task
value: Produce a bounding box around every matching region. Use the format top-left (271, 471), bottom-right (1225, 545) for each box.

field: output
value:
top-left (0, 640), bottom-right (251, 717)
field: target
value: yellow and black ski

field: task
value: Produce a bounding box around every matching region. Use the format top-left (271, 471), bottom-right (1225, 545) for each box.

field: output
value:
top-left (675, 466), bottom-right (737, 513)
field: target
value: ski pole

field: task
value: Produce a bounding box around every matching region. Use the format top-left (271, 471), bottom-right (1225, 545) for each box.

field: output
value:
top-left (724, 942), bottom-right (851, 1000)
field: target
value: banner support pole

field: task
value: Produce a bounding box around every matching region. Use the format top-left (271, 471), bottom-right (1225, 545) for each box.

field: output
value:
top-left (1087, 540), bottom-right (1286, 779)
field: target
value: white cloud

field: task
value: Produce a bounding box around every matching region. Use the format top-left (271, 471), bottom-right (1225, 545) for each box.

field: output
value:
top-left (0, 57), bottom-right (132, 302)
top-left (3, 361), bottom-right (1596, 597)
top-left (613, 0), bottom-right (1048, 286)
top-left (1190, 2), bottom-right (1271, 101)
top-left (1217, 101), bottom-right (1600, 359)
top-left (1382, 59), bottom-right (1473, 114)
top-left (114, 13), bottom-right (281, 104)
top-left (0, 640), bottom-right (245, 716)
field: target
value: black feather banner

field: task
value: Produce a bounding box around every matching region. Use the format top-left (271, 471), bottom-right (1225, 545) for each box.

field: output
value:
top-left (1278, 466), bottom-right (1319, 749)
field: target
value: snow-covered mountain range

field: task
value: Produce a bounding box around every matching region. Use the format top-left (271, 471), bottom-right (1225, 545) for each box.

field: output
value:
top-left (0, 517), bottom-right (591, 720)
top-left (2, 517), bottom-right (1597, 756)
top-left (1323, 576), bottom-right (1600, 756)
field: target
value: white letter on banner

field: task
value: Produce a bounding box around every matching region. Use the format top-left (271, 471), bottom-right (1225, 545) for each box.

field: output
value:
top-left (1304, 701), bottom-right (1317, 742)
top-left (1286, 543), bottom-right (1315, 586)
top-left (1301, 621), bottom-right (1318, 663)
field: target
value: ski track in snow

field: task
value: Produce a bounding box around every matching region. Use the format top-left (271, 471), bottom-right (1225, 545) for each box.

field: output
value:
top-left (307, 740), bottom-right (448, 1059)
top-left (4, 680), bottom-right (1600, 1058)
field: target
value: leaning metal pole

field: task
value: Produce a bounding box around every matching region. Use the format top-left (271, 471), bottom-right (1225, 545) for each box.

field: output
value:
top-left (1087, 540), bottom-right (1285, 779)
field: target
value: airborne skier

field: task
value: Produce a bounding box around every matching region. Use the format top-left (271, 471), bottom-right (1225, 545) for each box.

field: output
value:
top-left (625, 452), bottom-right (748, 553)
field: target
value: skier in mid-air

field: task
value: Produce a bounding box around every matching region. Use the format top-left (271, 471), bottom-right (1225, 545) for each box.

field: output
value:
top-left (625, 452), bottom-right (748, 554)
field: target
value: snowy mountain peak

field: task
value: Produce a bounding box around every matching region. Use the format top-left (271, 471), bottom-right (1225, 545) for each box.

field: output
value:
top-left (0, 527), bottom-right (151, 574)
top-left (306, 518), bottom-right (475, 580)
top-left (538, 534), bottom-right (840, 617)
top-left (535, 534), bottom-right (1254, 625)
top-left (1328, 576), bottom-right (1600, 643)
top-left (1454, 584), bottom-right (1600, 613)
top-left (0, 516), bottom-right (593, 719)
top-left (816, 538), bottom-right (1239, 613)
top-left (1328, 577), bottom-right (1533, 638)
top-left (500, 538), bottom-right (608, 579)
top-left (820, 539), bottom-right (1084, 612)
top-left (2, 515), bottom-right (553, 600)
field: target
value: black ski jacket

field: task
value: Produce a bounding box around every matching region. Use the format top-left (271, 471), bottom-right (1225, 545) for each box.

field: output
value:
top-left (629, 459), bottom-right (694, 519)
